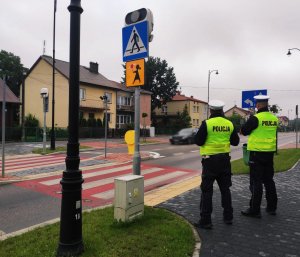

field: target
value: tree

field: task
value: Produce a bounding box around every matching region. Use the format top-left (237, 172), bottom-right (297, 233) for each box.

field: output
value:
top-left (226, 113), bottom-right (245, 132)
top-left (122, 56), bottom-right (179, 111)
top-left (172, 104), bottom-right (191, 130)
top-left (0, 50), bottom-right (27, 97)
top-left (269, 104), bottom-right (281, 114)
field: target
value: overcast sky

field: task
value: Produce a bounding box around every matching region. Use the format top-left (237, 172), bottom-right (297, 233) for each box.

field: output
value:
top-left (1, 0), bottom-right (299, 118)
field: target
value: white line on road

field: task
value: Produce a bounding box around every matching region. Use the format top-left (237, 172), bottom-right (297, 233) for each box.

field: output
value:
top-left (82, 167), bottom-right (163, 190)
top-left (92, 171), bottom-right (186, 199)
top-left (40, 164), bottom-right (133, 186)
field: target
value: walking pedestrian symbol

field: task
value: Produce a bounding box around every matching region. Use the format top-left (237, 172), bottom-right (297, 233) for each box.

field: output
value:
top-left (125, 59), bottom-right (145, 87)
top-left (122, 21), bottom-right (148, 62)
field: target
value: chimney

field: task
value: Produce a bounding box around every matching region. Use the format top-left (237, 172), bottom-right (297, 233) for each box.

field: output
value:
top-left (191, 95), bottom-right (193, 98)
top-left (89, 62), bottom-right (98, 74)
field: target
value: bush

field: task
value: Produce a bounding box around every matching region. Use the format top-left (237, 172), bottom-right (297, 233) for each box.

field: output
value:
top-left (24, 114), bottom-right (39, 128)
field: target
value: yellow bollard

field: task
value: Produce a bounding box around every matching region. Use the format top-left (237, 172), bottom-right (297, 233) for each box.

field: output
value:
top-left (124, 130), bottom-right (135, 155)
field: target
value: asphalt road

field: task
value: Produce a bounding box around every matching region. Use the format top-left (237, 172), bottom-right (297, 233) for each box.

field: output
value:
top-left (0, 132), bottom-right (297, 235)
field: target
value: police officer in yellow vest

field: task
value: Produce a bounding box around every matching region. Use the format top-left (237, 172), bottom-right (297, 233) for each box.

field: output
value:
top-left (194, 100), bottom-right (240, 229)
top-left (241, 95), bottom-right (278, 218)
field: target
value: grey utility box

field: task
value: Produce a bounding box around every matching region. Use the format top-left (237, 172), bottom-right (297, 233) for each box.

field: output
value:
top-left (114, 175), bottom-right (144, 222)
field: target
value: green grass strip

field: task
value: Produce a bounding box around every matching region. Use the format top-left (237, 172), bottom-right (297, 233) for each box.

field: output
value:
top-left (232, 148), bottom-right (300, 175)
top-left (0, 206), bottom-right (195, 257)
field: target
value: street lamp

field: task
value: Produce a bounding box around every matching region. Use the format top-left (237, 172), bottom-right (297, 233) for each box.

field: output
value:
top-left (287, 48), bottom-right (300, 55)
top-left (40, 88), bottom-right (49, 154)
top-left (57, 1), bottom-right (84, 256)
top-left (100, 94), bottom-right (108, 158)
top-left (51, 0), bottom-right (57, 150)
top-left (207, 69), bottom-right (219, 118)
top-left (21, 71), bottom-right (26, 142)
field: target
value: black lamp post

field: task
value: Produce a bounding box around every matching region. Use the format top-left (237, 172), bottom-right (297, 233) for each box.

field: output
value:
top-left (21, 71), bottom-right (26, 142)
top-left (57, 1), bottom-right (84, 256)
top-left (207, 69), bottom-right (219, 118)
top-left (51, 0), bottom-right (57, 150)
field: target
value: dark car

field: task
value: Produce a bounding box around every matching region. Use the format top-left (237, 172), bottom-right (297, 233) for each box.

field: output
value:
top-left (169, 128), bottom-right (198, 145)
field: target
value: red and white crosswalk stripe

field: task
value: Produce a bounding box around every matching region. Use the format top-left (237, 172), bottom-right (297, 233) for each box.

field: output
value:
top-left (0, 154), bottom-right (90, 174)
top-left (15, 163), bottom-right (198, 207)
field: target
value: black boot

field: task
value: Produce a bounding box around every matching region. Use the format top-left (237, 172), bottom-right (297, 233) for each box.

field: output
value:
top-left (194, 218), bottom-right (213, 229)
top-left (241, 208), bottom-right (261, 218)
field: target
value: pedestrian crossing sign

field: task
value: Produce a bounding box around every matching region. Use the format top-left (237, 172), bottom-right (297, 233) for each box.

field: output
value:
top-left (125, 59), bottom-right (145, 87)
top-left (122, 21), bottom-right (149, 62)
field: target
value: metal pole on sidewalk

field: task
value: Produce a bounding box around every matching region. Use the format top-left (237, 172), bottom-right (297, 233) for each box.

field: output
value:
top-left (51, 0), bottom-right (57, 150)
top-left (296, 105), bottom-right (299, 149)
top-left (57, 1), bottom-right (84, 256)
top-left (2, 77), bottom-right (6, 178)
top-left (133, 86), bottom-right (141, 175)
top-left (104, 96), bottom-right (108, 158)
top-left (43, 97), bottom-right (47, 154)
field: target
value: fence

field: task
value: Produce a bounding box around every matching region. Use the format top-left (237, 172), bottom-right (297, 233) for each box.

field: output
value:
top-left (0, 127), bottom-right (150, 142)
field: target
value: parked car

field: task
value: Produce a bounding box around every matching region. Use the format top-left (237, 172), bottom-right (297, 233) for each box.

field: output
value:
top-left (169, 128), bottom-right (198, 145)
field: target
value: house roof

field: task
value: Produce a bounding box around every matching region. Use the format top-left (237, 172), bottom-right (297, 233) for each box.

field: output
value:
top-left (42, 55), bottom-right (120, 89)
top-left (28, 55), bottom-right (151, 95)
top-left (225, 105), bottom-right (250, 115)
top-left (0, 79), bottom-right (20, 103)
top-left (171, 92), bottom-right (207, 104)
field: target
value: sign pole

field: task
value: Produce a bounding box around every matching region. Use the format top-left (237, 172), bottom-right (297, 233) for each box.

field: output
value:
top-left (2, 78), bottom-right (6, 178)
top-left (296, 105), bottom-right (299, 149)
top-left (133, 86), bottom-right (141, 175)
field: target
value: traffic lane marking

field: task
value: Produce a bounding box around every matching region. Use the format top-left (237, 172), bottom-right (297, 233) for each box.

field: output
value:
top-left (14, 164), bottom-right (198, 207)
top-left (92, 171), bottom-right (186, 199)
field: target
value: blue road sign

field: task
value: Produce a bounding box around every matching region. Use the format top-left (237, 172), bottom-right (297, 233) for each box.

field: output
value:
top-left (122, 21), bottom-right (148, 62)
top-left (242, 89), bottom-right (268, 108)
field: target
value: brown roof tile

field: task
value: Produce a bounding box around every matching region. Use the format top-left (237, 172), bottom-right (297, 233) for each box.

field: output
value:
top-left (0, 79), bottom-right (20, 103)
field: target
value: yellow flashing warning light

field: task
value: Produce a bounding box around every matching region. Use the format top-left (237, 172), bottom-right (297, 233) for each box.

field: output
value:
top-left (124, 130), bottom-right (135, 154)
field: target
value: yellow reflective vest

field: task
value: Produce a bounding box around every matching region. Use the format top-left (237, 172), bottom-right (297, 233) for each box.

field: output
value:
top-left (200, 117), bottom-right (234, 156)
top-left (247, 112), bottom-right (278, 152)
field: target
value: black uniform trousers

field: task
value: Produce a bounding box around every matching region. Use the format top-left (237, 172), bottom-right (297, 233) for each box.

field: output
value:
top-left (248, 151), bottom-right (278, 213)
top-left (200, 153), bottom-right (233, 222)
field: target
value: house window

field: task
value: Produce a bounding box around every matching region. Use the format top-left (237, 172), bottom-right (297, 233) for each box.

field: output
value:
top-left (80, 88), bottom-right (86, 100)
top-left (193, 106), bottom-right (197, 113)
top-left (116, 114), bottom-right (132, 128)
top-left (107, 113), bottom-right (111, 123)
top-left (118, 96), bottom-right (132, 106)
top-left (89, 113), bottom-right (95, 119)
top-left (79, 111), bottom-right (84, 120)
top-left (162, 105), bottom-right (168, 113)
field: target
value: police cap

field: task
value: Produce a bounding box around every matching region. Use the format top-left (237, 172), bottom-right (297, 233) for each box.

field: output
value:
top-left (254, 95), bottom-right (270, 103)
top-left (209, 99), bottom-right (225, 110)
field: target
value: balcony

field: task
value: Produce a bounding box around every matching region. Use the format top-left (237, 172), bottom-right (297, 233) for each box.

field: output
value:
top-left (80, 99), bottom-right (110, 111)
top-left (117, 104), bottom-right (134, 112)
top-left (153, 111), bottom-right (180, 117)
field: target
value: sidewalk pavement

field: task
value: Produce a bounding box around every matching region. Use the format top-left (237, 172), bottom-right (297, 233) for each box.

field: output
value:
top-left (159, 156), bottom-right (300, 256)
top-left (1, 138), bottom-right (300, 256)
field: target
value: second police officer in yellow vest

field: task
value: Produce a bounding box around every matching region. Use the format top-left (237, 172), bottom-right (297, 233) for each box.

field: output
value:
top-left (194, 100), bottom-right (240, 229)
top-left (240, 95), bottom-right (278, 218)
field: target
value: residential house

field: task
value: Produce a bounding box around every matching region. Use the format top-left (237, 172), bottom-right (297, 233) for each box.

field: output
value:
top-left (0, 78), bottom-right (20, 127)
top-left (153, 91), bottom-right (207, 129)
top-left (21, 55), bottom-right (151, 129)
top-left (225, 105), bottom-right (251, 119)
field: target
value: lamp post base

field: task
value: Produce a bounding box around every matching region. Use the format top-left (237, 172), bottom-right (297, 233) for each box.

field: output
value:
top-left (57, 241), bottom-right (84, 257)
